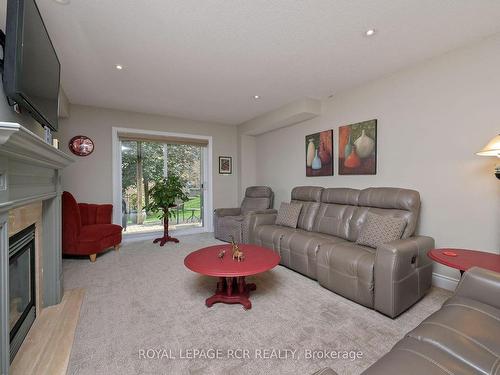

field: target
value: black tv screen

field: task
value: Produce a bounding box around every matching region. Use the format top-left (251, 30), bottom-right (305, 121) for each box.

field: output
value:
top-left (3, 0), bottom-right (60, 131)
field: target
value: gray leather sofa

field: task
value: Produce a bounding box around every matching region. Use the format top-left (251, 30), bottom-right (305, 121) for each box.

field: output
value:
top-left (314, 267), bottom-right (500, 375)
top-left (214, 186), bottom-right (275, 243)
top-left (249, 186), bottom-right (433, 318)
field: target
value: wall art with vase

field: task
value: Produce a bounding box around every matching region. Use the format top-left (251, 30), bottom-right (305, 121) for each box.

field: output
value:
top-left (306, 130), bottom-right (333, 177)
top-left (339, 119), bottom-right (377, 175)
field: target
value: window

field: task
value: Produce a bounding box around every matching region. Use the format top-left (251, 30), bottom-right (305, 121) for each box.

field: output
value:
top-left (120, 140), bottom-right (205, 234)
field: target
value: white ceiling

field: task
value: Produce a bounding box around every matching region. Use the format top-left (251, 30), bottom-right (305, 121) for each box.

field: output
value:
top-left (37, 0), bottom-right (500, 125)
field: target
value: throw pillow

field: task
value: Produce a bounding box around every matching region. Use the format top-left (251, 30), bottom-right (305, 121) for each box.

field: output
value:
top-left (356, 212), bottom-right (406, 249)
top-left (276, 202), bottom-right (303, 228)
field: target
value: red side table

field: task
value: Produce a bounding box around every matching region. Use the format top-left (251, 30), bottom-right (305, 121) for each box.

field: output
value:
top-left (428, 248), bottom-right (500, 276)
top-left (184, 244), bottom-right (280, 310)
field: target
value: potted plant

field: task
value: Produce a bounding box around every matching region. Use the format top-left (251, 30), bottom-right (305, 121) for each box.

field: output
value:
top-left (145, 174), bottom-right (189, 246)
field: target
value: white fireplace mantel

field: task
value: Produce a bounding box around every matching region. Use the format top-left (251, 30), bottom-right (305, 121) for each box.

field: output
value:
top-left (0, 122), bottom-right (73, 374)
top-left (0, 122), bottom-right (73, 171)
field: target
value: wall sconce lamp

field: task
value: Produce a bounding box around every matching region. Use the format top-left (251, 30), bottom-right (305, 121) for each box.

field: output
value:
top-left (476, 134), bottom-right (500, 179)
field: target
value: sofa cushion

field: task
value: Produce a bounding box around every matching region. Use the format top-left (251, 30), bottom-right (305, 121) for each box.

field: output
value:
top-left (74, 224), bottom-right (122, 255)
top-left (356, 212), bottom-right (406, 248)
top-left (79, 224), bottom-right (122, 242)
top-left (403, 295), bottom-right (500, 375)
top-left (62, 191), bottom-right (82, 248)
top-left (215, 215), bottom-right (245, 243)
top-left (292, 201), bottom-right (321, 231)
top-left (290, 186), bottom-right (323, 231)
top-left (313, 187), bottom-right (421, 242)
top-left (245, 186), bottom-right (273, 198)
top-left (241, 197), bottom-right (272, 215)
top-left (291, 186), bottom-right (323, 202)
top-left (313, 202), bottom-right (357, 240)
top-left (314, 188), bottom-right (360, 241)
top-left (320, 188), bottom-right (360, 206)
top-left (79, 203), bottom-right (113, 225)
top-left (279, 230), bottom-right (346, 279)
top-left (317, 242), bottom-right (375, 307)
top-left (364, 336), bottom-right (480, 375)
top-left (275, 202), bottom-right (302, 228)
top-left (358, 187), bottom-right (420, 239)
top-left (252, 224), bottom-right (297, 252)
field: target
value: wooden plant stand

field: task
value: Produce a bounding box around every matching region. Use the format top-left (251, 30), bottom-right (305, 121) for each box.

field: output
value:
top-left (153, 207), bottom-right (179, 246)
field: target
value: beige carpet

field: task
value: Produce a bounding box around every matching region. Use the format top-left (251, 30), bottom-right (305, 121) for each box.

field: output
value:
top-left (63, 233), bottom-right (451, 375)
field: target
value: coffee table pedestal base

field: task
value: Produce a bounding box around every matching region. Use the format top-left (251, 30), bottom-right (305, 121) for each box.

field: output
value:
top-left (206, 276), bottom-right (256, 310)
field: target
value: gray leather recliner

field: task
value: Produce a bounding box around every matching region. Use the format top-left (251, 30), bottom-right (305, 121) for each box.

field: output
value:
top-left (249, 186), bottom-right (433, 318)
top-left (213, 186), bottom-right (275, 243)
top-left (313, 267), bottom-right (500, 375)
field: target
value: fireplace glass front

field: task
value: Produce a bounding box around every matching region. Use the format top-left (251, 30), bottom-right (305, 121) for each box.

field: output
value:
top-left (9, 224), bottom-right (36, 362)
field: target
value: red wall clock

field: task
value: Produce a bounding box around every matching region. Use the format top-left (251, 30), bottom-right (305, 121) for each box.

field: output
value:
top-left (68, 135), bottom-right (94, 156)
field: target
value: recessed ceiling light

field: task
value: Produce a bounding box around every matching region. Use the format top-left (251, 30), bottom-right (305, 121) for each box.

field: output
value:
top-left (54, 0), bottom-right (70, 4)
top-left (365, 29), bottom-right (376, 37)
top-left (253, 95), bottom-right (260, 100)
top-left (115, 65), bottom-right (124, 70)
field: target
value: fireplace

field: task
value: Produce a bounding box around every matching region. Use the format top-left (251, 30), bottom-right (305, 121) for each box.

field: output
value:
top-left (9, 224), bottom-right (36, 362)
top-left (0, 122), bottom-right (73, 373)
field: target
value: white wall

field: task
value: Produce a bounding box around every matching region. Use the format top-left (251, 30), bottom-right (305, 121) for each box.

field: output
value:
top-left (251, 34), bottom-right (500, 283)
top-left (237, 133), bottom-right (257, 201)
top-left (59, 105), bottom-right (239, 210)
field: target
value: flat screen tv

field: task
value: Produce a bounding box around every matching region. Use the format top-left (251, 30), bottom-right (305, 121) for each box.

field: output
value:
top-left (3, 0), bottom-right (60, 131)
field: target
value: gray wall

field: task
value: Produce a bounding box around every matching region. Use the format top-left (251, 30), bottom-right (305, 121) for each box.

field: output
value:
top-left (0, 86), bottom-right (45, 137)
top-left (251, 33), bottom-right (500, 282)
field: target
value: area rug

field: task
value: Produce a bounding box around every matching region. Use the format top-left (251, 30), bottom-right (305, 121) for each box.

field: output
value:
top-left (63, 233), bottom-right (451, 375)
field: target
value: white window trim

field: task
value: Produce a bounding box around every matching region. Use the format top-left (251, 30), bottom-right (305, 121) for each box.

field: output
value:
top-left (111, 127), bottom-right (213, 236)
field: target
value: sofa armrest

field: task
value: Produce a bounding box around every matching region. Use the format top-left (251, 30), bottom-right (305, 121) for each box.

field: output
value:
top-left (214, 207), bottom-right (241, 217)
top-left (78, 203), bottom-right (113, 225)
top-left (374, 236), bottom-right (434, 318)
top-left (213, 207), bottom-right (241, 240)
top-left (247, 212), bottom-right (277, 243)
top-left (241, 209), bottom-right (278, 243)
top-left (454, 267), bottom-right (500, 309)
top-left (245, 208), bottom-right (277, 216)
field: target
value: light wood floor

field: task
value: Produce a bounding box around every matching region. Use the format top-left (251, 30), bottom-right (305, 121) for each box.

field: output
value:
top-left (10, 288), bottom-right (85, 375)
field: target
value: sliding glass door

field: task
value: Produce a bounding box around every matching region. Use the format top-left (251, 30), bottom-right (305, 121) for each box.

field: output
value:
top-left (120, 140), bottom-right (205, 234)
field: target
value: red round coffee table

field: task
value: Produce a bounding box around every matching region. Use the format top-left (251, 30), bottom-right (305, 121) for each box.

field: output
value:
top-left (184, 244), bottom-right (280, 310)
top-left (428, 248), bottom-right (500, 275)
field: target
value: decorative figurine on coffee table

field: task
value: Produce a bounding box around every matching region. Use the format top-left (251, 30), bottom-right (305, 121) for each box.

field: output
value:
top-left (230, 236), bottom-right (245, 262)
top-left (232, 247), bottom-right (245, 262)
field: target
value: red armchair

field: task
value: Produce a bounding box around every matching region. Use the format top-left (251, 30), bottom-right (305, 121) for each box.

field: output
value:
top-left (62, 191), bottom-right (122, 262)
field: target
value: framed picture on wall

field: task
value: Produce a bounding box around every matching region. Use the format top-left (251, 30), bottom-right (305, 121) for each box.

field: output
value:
top-left (306, 129), bottom-right (333, 177)
top-left (338, 119), bottom-right (377, 175)
top-left (68, 135), bottom-right (95, 157)
top-left (219, 156), bottom-right (232, 174)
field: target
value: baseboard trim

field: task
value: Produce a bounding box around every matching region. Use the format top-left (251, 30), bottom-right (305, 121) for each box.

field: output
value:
top-left (432, 272), bottom-right (459, 291)
top-left (123, 227), bottom-right (210, 244)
